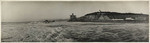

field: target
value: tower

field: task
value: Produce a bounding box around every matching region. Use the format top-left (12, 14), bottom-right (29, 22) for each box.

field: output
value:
top-left (99, 10), bottom-right (101, 13)
top-left (98, 10), bottom-right (110, 20)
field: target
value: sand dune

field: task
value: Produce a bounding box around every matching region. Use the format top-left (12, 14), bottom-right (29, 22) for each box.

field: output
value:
top-left (1, 22), bottom-right (149, 42)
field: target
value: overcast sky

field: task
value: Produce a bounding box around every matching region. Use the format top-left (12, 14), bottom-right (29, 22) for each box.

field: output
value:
top-left (2, 1), bottom-right (149, 22)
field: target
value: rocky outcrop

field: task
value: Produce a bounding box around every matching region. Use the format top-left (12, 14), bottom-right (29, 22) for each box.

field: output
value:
top-left (69, 11), bottom-right (149, 22)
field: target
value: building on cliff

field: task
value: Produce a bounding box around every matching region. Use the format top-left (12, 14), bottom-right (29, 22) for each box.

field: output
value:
top-left (68, 10), bottom-right (149, 22)
top-left (69, 13), bottom-right (77, 21)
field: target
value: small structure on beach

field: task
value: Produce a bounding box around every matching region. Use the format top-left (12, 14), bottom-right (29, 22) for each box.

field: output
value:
top-left (43, 20), bottom-right (55, 23)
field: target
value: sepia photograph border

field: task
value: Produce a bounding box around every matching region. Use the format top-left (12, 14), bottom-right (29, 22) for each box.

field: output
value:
top-left (0, 0), bottom-right (149, 43)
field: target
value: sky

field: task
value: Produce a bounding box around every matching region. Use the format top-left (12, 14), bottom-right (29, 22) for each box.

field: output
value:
top-left (1, 1), bottom-right (149, 22)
